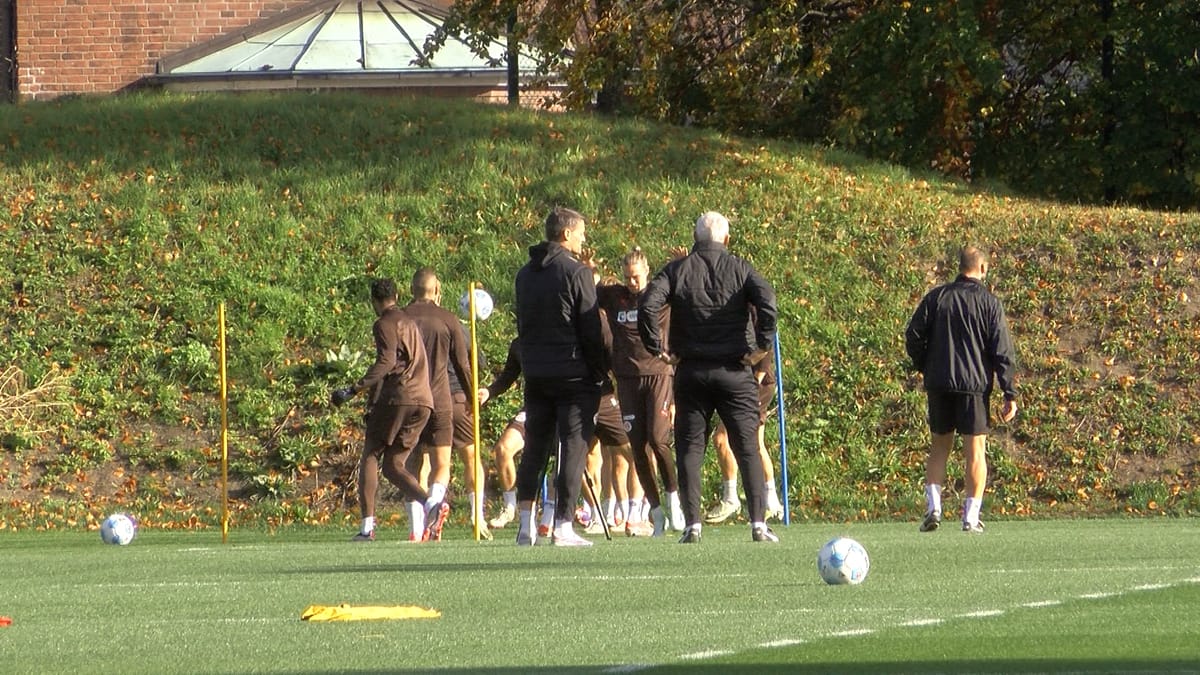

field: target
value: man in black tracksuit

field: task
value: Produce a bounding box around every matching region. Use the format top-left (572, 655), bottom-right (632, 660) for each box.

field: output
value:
top-left (905, 246), bottom-right (1017, 534)
top-left (639, 211), bottom-right (779, 544)
top-left (513, 206), bottom-right (607, 547)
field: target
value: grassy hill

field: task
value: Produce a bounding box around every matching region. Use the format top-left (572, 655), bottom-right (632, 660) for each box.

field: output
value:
top-left (1, 92), bottom-right (1197, 532)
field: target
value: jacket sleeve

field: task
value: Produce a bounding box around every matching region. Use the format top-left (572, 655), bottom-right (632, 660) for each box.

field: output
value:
top-left (745, 266), bottom-right (778, 351)
top-left (447, 314), bottom-right (475, 395)
top-left (486, 338), bottom-right (522, 397)
top-left (638, 266), bottom-right (671, 356)
top-left (905, 292), bottom-right (933, 372)
top-left (987, 299), bottom-right (1018, 400)
top-left (574, 268), bottom-right (608, 382)
top-left (356, 316), bottom-right (398, 398)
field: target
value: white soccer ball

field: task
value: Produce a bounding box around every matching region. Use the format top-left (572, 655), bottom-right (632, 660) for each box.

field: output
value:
top-left (458, 288), bottom-right (494, 321)
top-left (100, 513), bottom-right (137, 546)
top-left (817, 536), bottom-right (869, 585)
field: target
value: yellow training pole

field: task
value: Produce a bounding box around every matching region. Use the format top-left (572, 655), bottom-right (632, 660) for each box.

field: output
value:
top-left (468, 284), bottom-right (483, 542)
top-left (218, 302), bottom-right (230, 544)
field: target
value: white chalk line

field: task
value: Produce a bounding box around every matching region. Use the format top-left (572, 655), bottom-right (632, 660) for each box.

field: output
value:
top-left (647, 576), bottom-right (1193, 670)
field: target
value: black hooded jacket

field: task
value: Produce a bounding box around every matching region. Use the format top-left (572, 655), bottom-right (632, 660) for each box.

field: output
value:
top-left (514, 241), bottom-right (607, 382)
top-left (905, 274), bottom-right (1017, 399)
top-left (638, 240), bottom-right (777, 362)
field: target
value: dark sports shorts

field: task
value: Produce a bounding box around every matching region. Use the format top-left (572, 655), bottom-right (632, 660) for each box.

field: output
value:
top-left (594, 393), bottom-right (630, 447)
top-left (926, 391), bottom-right (989, 436)
top-left (419, 406), bottom-right (454, 447)
top-left (756, 381), bottom-right (776, 423)
top-left (505, 409), bottom-right (527, 437)
top-left (365, 404), bottom-right (431, 455)
top-left (451, 391), bottom-right (475, 449)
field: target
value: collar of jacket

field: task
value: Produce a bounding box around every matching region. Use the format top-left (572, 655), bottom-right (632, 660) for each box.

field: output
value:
top-left (954, 274), bottom-right (985, 286)
top-left (528, 240), bottom-right (576, 267)
top-left (690, 240), bottom-right (728, 254)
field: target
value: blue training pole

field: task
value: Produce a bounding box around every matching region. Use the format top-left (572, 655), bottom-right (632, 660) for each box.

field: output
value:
top-left (773, 334), bottom-right (790, 525)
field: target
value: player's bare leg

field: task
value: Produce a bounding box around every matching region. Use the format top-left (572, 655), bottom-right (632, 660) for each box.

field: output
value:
top-left (758, 424), bottom-right (785, 520)
top-left (705, 423), bottom-right (741, 523)
top-left (488, 425), bottom-right (524, 528)
top-left (921, 432), bottom-right (954, 532)
top-left (961, 434), bottom-right (987, 532)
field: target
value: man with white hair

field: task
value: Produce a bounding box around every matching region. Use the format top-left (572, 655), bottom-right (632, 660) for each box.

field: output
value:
top-left (638, 211), bottom-right (779, 543)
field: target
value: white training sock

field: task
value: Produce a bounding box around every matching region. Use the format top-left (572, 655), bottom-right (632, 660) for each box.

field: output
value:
top-left (503, 490), bottom-right (517, 509)
top-left (517, 505), bottom-right (533, 535)
top-left (626, 499), bottom-right (641, 523)
top-left (427, 482), bottom-right (447, 506)
top-left (722, 479), bottom-right (739, 503)
top-left (408, 502), bottom-right (425, 537)
top-left (963, 497), bottom-right (981, 525)
top-left (925, 483), bottom-right (943, 515)
top-left (539, 505), bottom-right (555, 528)
top-left (605, 496), bottom-right (617, 522)
top-left (361, 516), bottom-right (375, 535)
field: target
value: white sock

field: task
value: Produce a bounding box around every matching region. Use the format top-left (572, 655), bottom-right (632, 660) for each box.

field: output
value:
top-left (517, 505), bottom-right (533, 534)
top-left (641, 498), bottom-right (651, 520)
top-left (765, 479), bottom-right (779, 503)
top-left (925, 484), bottom-right (943, 515)
top-left (503, 490), bottom-right (517, 509)
top-left (408, 502), bottom-right (425, 537)
top-left (722, 479), bottom-right (739, 503)
top-left (555, 521), bottom-right (576, 536)
top-left (605, 496), bottom-right (617, 521)
top-left (963, 497), bottom-right (981, 525)
top-left (668, 490), bottom-right (682, 510)
top-left (467, 491), bottom-right (480, 524)
top-left (361, 516), bottom-right (375, 534)
top-left (751, 521), bottom-right (765, 530)
top-left (539, 505), bottom-right (554, 528)
top-left (427, 482), bottom-right (447, 506)
top-left (626, 499), bottom-right (640, 523)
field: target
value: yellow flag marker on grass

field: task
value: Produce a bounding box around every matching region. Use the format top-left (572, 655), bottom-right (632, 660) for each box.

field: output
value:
top-left (301, 604), bottom-right (441, 622)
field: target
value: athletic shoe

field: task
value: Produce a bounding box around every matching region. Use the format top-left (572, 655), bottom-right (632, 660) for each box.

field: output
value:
top-left (351, 531), bottom-right (375, 542)
top-left (920, 511), bottom-right (941, 532)
top-left (962, 520), bottom-right (985, 534)
top-left (552, 529), bottom-right (593, 547)
top-left (704, 500), bottom-right (740, 524)
top-left (678, 526), bottom-right (702, 544)
top-left (407, 532), bottom-right (420, 542)
top-left (516, 529), bottom-right (535, 546)
top-left (625, 520), bottom-right (654, 537)
top-left (751, 525), bottom-right (780, 543)
top-left (488, 504), bottom-right (516, 529)
top-left (583, 519), bottom-right (608, 535)
top-left (422, 501), bottom-right (450, 542)
top-left (537, 523), bottom-right (552, 538)
top-left (477, 523), bottom-right (493, 541)
top-left (574, 506), bottom-right (592, 526)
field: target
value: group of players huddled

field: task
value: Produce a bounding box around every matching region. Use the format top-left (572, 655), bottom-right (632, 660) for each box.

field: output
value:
top-left (333, 207), bottom-right (784, 545)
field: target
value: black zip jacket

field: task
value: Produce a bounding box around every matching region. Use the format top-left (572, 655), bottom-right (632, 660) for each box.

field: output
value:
top-left (905, 275), bottom-right (1017, 399)
top-left (638, 240), bottom-right (777, 362)
top-left (514, 240), bottom-right (607, 382)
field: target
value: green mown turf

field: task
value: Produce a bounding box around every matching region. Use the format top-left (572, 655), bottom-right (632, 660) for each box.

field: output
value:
top-left (1, 520), bottom-right (1196, 674)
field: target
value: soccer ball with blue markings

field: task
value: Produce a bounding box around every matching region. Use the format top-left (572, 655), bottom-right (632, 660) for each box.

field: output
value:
top-left (817, 537), bottom-right (869, 585)
top-left (100, 513), bottom-right (137, 546)
top-left (458, 288), bottom-right (494, 321)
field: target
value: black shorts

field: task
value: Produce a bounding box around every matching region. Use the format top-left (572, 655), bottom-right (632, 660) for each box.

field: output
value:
top-left (926, 391), bottom-right (989, 436)
top-left (506, 409), bottom-right (527, 437)
top-left (756, 381), bottom-right (776, 424)
top-left (594, 393), bottom-right (630, 447)
top-left (451, 391), bottom-right (474, 449)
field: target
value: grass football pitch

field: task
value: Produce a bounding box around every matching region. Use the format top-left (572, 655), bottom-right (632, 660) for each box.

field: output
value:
top-left (1, 519), bottom-right (1197, 674)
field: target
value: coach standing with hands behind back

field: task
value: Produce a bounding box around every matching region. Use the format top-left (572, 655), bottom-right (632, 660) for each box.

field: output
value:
top-left (513, 206), bottom-right (607, 547)
top-left (639, 211), bottom-right (779, 544)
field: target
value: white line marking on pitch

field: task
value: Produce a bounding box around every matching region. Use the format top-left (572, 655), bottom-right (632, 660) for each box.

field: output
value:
top-left (758, 639), bottom-right (805, 648)
top-left (1132, 583), bottom-right (1169, 591)
top-left (958, 609), bottom-right (1004, 618)
top-left (1022, 600), bottom-right (1062, 608)
top-left (1079, 592), bottom-right (1116, 599)
top-left (901, 618), bottom-right (943, 627)
top-left (601, 665), bottom-right (653, 673)
top-left (679, 650), bottom-right (734, 660)
top-left (830, 629), bottom-right (875, 637)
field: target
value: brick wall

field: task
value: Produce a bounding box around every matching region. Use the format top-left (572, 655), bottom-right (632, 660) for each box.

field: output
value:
top-left (16, 0), bottom-right (313, 100)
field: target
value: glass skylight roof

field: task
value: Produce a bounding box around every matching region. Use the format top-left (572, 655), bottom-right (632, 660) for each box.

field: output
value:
top-left (163, 0), bottom-right (527, 76)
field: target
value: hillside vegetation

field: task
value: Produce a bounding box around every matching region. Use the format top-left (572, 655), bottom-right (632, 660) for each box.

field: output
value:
top-left (1, 92), bottom-right (1197, 531)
